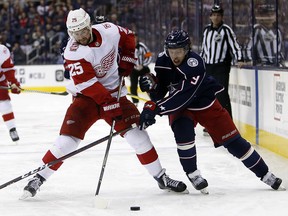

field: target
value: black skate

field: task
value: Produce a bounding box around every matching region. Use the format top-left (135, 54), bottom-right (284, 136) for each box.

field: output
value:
top-left (261, 171), bottom-right (286, 190)
top-left (9, 127), bottom-right (19, 142)
top-left (20, 174), bottom-right (45, 199)
top-left (187, 170), bottom-right (209, 194)
top-left (154, 169), bottom-right (187, 193)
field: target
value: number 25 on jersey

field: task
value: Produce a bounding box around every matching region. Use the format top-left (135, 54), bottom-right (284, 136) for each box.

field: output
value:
top-left (67, 62), bottom-right (84, 77)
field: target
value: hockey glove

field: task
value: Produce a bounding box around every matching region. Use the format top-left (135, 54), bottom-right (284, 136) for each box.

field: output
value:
top-left (10, 82), bottom-right (21, 94)
top-left (139, 73), bottom-right (157, 92)
top-left (102, 98), bottom-right (123, 121)
top-left (139, 101), bottom-right (159, 130)
top-left (5, 70), bottom-right (21, 94)
top-left (118, 55), bottom-right (137, 77)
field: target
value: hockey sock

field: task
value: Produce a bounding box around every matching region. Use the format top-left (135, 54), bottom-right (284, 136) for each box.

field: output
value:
top-left (224, 137), bottom-right (268, 178)
top-left (125, 127), bottom-right (162, 176)
top-left (39, 135), bottom-right (80, 179)
top-left (172, 117), bottom-right (197, 174)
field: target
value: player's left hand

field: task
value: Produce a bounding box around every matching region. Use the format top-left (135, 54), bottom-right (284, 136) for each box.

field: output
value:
top-left (139, 73), bottom-right (157, 92)
top-left (139, 101), bottom-right (159, 130)
top-left (10, 82), bottom-right (21, 94)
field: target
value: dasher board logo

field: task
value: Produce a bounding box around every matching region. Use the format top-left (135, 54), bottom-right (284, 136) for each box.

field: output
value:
top-left (55, 70), bottom-right (64, 82)
top-left (15, 68), bottom-right (25, 84)
top-left (274, 73), bottom-right (287, 121)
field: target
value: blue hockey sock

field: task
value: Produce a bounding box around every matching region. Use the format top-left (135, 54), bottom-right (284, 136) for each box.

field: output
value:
top-left (224, 137), bottom-right (268, 178)
top-left (172, 118), bottom-right (197, 174)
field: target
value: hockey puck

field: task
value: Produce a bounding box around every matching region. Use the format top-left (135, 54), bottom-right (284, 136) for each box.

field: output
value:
top-left (130, 206), bottom-right (140, 211)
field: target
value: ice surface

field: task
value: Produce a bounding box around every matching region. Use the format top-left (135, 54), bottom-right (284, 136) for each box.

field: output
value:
top-left (0, 93), bottom-right (287, 216)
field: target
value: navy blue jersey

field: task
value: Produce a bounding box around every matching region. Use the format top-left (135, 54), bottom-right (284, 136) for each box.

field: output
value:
top-left (151, 50), bottom-right (224, 115)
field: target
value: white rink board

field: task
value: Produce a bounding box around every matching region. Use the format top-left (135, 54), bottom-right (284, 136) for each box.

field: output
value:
top-left (229, 67), bottom-right (256, 127)
top-left (258, 70), bottom-right (288, 139)
top-left (14, 65), bottom-right (69, 87)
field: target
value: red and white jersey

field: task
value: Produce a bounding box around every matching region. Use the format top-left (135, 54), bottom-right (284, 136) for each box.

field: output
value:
top-left (63, 22), bottom-right (134, 105)
top-left (0, 44), bottom-right (15, 83)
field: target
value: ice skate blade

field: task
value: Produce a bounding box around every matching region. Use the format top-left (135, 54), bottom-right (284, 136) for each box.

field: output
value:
top-left (277, 185), bottom-right (286, 191)
top-left (200, 188), bottom-right (209, 194)
top-left (19, 190), bottom-right (33, 200)
top-left (164, 189), bottom-right (189, 194)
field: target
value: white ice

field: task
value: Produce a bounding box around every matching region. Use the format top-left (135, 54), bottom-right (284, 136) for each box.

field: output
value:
top-left (0, 92), bottom-right (288, 216)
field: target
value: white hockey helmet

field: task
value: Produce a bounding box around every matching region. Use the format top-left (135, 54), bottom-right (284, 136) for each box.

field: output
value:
top-left (66, 8), bottom-right (91, 33)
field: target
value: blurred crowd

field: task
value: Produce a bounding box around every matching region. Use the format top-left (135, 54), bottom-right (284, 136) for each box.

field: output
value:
top-left (0, 0), bottom-right (140, 65)
top-left (0, 0), bottom-right (287, 66)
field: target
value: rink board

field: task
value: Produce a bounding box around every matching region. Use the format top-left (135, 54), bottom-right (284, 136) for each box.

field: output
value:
top-left (231, 67), bottom-right (288, 158)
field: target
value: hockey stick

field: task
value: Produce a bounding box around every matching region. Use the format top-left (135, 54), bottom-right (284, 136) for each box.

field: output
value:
top-left (0, 86), bottom-right (68, 96)
top-left (0, 126), bottom-right (133, 190)
top-left (95, 76), bottom-right (125, 196)
top-left (127, 93), bottom-right (148, 102)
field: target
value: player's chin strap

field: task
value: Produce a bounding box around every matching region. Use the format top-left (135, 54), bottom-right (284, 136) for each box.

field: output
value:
top-left (95, 76), bottom-right (125, 196)
top-left (0, 86), bottom-right (68, 96)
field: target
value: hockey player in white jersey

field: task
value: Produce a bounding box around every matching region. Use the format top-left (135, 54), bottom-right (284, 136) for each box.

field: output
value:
top-left (0, 44), bottom-right (21, 142)
top-left (21, 8), bottom-right (187, 199)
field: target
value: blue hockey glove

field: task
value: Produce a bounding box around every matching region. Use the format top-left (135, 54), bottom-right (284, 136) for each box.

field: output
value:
top-left (139, 73), bottom-right (157, 92)
top-left (139, 101), bottom-right (159, 130)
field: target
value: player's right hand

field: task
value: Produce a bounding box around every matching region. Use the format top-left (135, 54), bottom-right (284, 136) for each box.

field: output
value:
top-left (139, 101), bottom-right (158, 130)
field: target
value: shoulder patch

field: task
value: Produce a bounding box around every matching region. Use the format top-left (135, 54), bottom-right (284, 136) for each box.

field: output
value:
top-left (187, 58), bottom-right (198, 67)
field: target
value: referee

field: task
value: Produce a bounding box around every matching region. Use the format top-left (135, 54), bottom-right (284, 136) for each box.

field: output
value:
top-left (245, 4), bottom-right (285, 67)
top-left (130, 33), bottom-right (152, 106)
top-left (200, 5), bottom-right (244, 125)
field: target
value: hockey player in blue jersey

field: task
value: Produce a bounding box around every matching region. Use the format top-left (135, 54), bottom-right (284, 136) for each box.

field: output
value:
top-left (139, 29), bottom-right (284, 193)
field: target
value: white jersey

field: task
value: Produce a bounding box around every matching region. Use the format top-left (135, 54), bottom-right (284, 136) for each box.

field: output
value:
top-left (63, 22), bottom-right (130, 102)
top-left (0, 44), bottom-right (15, 83)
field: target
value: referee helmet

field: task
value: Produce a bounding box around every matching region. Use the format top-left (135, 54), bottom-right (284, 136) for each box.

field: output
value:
top-left (210, 5), bottom-right (224, 15)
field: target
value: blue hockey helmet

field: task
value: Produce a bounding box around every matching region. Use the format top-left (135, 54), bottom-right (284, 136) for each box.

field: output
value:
top-left (164, 29), bottom-right (191, 51)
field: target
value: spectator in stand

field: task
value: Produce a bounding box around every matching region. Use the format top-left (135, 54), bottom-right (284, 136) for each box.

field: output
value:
top-left (19, 33), bottom-right (33, 55)
top-left (11, 42), bottom-right (26, 65)
top-left (110, 13), bottom-right (119, 25)
top-left (0, 34), bottom-right (12, 50)
top-left (36, 0), bottom-right (50, 17)
top-left (0, 44), bottom-right (21, 142)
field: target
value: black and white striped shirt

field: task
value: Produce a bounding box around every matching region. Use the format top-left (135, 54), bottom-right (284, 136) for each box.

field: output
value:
top-left (246, 23), bottom-right (283, 66)
top-left (200, 22), bottom-right (243, 65)
top-left (135, 42), bottom-right (152, 66)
